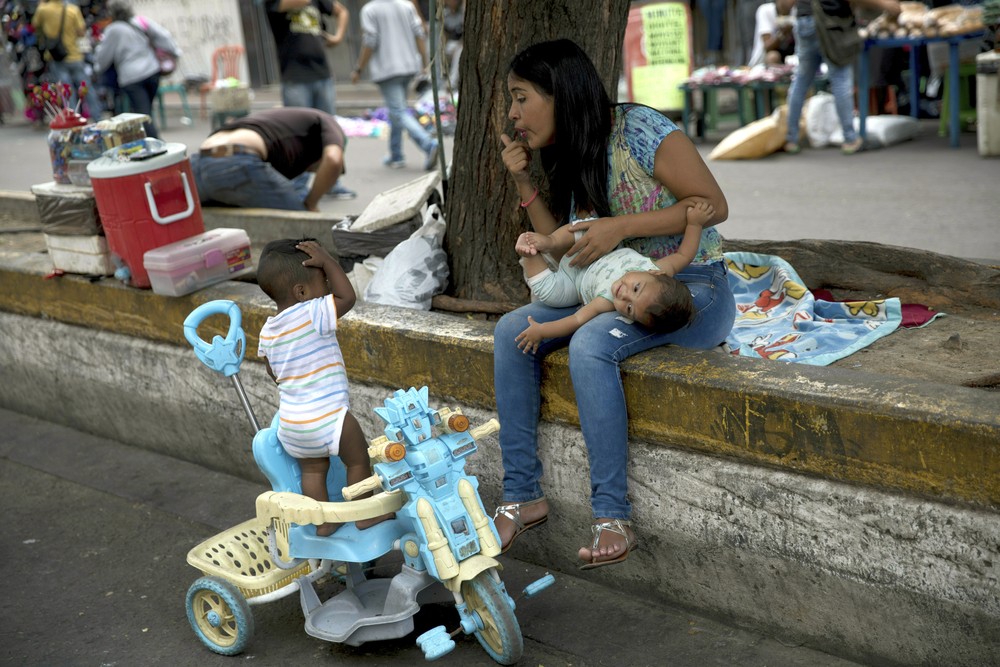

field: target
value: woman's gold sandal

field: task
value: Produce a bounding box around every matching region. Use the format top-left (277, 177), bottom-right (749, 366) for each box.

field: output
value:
top-left (579, 519), bottom-right (638, 570)
top-left (493, 498), bottom-right (548, 554)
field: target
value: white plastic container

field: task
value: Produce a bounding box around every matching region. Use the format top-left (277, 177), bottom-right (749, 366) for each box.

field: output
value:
top-left (977, 51), bottom-right (1000, 158)
top-left (44, 233), bottom-right (114, 275)
top-left (143, 228), bottom-right (253, 297)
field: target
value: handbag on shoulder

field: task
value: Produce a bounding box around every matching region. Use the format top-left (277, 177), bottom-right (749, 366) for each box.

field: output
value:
top-left (811, 0), bottom-right (862, 67)
top-left (41, 3), bottom-right (69, 63)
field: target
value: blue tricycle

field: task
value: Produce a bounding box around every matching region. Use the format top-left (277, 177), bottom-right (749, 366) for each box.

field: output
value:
top-left (181, 300), bottom-right (552, 663)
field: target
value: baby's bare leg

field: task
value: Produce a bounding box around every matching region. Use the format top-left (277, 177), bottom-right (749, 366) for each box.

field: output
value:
top-left (298, 457), bottom-right (340, 536)
top-left (339, 411), bottom-right (394, 529)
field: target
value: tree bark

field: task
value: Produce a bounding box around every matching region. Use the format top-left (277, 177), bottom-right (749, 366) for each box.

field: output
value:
top-left (442, 0), bottom-right (632, 304)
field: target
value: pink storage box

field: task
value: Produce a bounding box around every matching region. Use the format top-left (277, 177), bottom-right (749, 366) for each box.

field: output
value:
top-left (143, 228), bottom-right (253, 296)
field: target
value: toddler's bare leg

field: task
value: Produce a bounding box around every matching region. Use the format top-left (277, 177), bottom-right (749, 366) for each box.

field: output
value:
top-left (299, 457), bottom-right (340, 536)
top-left (339, 411), bottom-right (394, 529)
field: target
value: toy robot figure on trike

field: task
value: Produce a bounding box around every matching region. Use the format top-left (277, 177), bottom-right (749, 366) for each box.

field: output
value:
top-left (182, 300), bottom-right (553, 663)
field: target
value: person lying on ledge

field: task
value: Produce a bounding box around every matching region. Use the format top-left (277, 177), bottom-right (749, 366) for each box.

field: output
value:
top-left (190, 107), bottom-right (347, 212)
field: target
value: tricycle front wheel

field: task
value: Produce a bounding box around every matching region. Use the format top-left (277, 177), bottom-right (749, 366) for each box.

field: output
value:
top-left (462, 570), bottom-right (523, 665)
top-left (185, 576), bottom-right (254, 656)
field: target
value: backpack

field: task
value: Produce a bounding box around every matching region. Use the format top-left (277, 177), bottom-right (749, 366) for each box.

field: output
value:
top-left (40, 4), bottom-right (69, 62)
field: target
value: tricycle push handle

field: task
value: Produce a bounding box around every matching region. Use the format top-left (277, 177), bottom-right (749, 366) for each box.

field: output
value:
top-left (183, 300), bottom-right (246, 378)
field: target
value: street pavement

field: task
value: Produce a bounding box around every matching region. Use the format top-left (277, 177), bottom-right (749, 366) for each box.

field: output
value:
top-left (0, 408), bottom-right (863, 667)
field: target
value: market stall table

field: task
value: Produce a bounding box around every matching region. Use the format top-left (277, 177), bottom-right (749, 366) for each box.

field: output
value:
top-left (858, 31), bottom-right (986, 148)
top-left (679, 73), bottom-right (828, 140)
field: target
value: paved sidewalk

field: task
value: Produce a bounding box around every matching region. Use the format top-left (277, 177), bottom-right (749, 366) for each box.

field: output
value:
top-left (1, 83), bottom-right (997, 262)
top-left (1, 408), bottom-right (862, 667)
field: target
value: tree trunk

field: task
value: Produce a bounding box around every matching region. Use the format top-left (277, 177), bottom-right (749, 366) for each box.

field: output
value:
top-left (442, 0), bottom-right (632, 304)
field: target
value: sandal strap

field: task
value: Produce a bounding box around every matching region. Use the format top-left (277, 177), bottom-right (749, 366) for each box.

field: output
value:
top-left (493, 498), bottom-right (544, 531)
top-left (589, 519), bottom-right (635, 550)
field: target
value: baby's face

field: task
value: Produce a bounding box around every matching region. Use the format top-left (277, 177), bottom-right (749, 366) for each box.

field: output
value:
top-left (610, 271), bottom-right (662, 326)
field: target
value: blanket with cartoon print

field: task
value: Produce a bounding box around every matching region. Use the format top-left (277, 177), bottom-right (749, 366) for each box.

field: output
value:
top-left (724, 252), bottom-right (903, 365)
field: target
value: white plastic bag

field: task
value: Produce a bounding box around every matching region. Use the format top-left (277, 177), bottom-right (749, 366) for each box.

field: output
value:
top-left (364, 204), bottom-right (448, 310)
top-left (347, 257), bottom-right (382, 300)
top-left (804, 92), bottom-right (841, 148)
top-left (853, 115), bottom-right (920, 148)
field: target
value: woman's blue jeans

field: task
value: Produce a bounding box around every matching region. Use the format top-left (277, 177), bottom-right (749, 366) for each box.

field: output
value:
top-left (786, 16), bottom-right (858, 145)
top-left (493, 262), bottom-right (735, 521)
top-left (376, 75), bottom-right (435, 162)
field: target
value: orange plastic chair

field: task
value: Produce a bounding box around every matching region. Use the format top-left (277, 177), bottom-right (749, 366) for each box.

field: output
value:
top-left (199, 45), bottom-right (246, 120)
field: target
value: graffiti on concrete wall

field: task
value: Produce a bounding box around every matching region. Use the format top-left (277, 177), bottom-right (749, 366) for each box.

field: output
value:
top-left (127, 0), bottom-right (246, 81)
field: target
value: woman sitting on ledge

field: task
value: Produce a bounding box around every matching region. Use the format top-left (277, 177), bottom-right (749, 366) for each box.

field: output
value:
top-left (492, 39), bottom-right (736, 569)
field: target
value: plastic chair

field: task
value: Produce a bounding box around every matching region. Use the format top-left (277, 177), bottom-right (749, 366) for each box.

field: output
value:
top-left (199, 45), bottom-right (246, 120)
top-left (939, 62), bottom-right (977, 137)
top-left (155, 81), bottom-right (193, 129)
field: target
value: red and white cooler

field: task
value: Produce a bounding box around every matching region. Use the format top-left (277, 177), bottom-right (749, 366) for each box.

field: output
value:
top-left (87, 140), bottom-right (204, 288)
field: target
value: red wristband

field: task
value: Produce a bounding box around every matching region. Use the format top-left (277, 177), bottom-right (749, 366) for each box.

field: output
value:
top-left (519, 187), bottom-right (539, 209)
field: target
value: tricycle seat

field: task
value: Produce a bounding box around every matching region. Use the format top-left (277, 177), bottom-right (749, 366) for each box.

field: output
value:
top-left (252, 415), bottom-right (399, 563)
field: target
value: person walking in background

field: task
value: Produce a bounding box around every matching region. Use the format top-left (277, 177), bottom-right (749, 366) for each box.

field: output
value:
top-left (783, 0), bottom-right (900, 155)
top-left (31, 0), bottom-right (102, 119)
top-left (441, 0), bottom-right (464, 91)
top-left (92, 1), bottom-right (179, 138)
top-left (352, 0), bottom-right (439, 172)
top-left (748, 0), bottom-right (796, 67)
top-left (263, 0), bottom-right (357, 200)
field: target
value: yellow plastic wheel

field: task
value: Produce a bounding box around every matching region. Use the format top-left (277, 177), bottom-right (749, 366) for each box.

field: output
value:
top-left (185, 576), bottom-right (254, 655)
top-left (462, 571), bottom-right (523, 665)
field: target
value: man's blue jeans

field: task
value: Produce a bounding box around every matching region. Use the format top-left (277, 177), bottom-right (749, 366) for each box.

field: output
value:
top-left (493, 262), bottom-right (735, 520)
top-left (786, 16), bottom-right (858, 145)
top-left (190, 153), bottom-right (308, 210)
top-left (281, 78), bottom-right (336, 115)
top-left (377, 75), bottom-right (435, 162)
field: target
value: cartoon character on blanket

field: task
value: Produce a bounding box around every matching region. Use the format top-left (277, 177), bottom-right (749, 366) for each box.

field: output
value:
top-left (724, 252), bottom-right (902, 366)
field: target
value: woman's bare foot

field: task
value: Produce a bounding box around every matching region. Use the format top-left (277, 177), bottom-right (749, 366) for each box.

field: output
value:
top-left (493, 498), bottom-right (549, 552)
top-left (578, 518), bottom-right (637, 569)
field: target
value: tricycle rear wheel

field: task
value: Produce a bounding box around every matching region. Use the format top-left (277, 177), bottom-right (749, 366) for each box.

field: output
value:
top-left (462, 570), bottom-right (523, 665)
top-left (185, 576), bottom-right (254, 655)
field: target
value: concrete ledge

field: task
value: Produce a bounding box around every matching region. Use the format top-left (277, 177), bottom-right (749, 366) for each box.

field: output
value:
top-left (2, 253), bottom-right (998, 511)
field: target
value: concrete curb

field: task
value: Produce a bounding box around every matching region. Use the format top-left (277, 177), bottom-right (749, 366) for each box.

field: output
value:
top-left (2, 255), bottom-right (997, 510)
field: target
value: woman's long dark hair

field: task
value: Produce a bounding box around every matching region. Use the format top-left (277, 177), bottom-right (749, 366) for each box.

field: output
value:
top-left (509, 39), bottom-right (612, 221)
